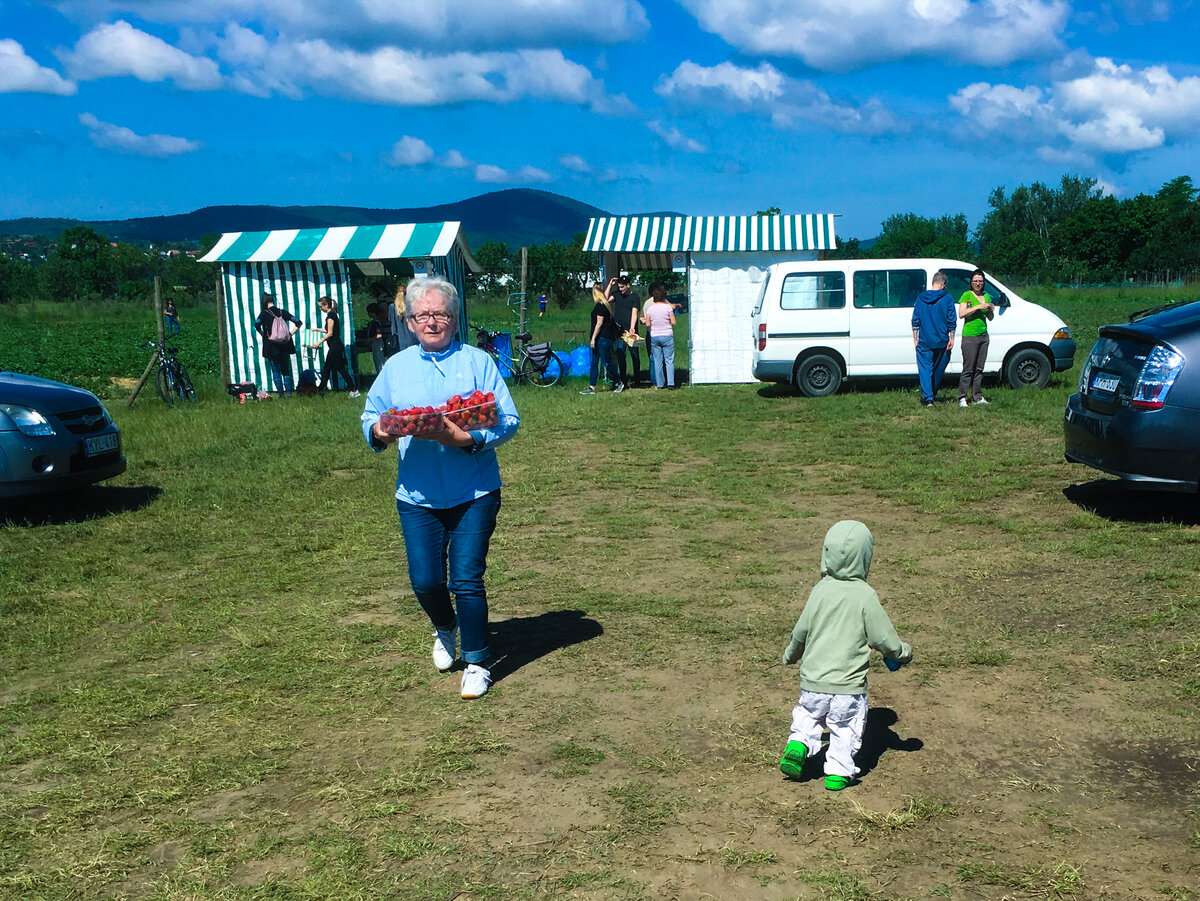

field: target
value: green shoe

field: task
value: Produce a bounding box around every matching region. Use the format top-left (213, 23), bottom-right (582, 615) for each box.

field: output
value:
top-left (779, 741), bottom-right (808, 779)
top-left (825, 775), bottom-right (859, 791)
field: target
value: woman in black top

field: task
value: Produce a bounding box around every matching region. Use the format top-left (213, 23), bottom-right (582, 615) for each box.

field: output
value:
top-left (581, 287), bottom-right (620, 395)
top-left (315, 296), bottom-right (359, 395)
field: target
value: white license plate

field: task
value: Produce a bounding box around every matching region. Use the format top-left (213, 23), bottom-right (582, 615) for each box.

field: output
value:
top-left (84, 433), bottom-right (119, 456)
top-left (1090, 373), bottom-right (1120, 394)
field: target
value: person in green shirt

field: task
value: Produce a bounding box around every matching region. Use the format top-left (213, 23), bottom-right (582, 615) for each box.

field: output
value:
top-left (957, 269), bottom-right (995, 406)
top-left (779, 520), bottom-right (913, 790)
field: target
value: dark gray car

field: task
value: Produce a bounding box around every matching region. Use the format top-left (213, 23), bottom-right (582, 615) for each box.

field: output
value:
top-left (1064, 301), bottom-right (1200, 492)
top-left (0, 373), bottom-right (126, 498)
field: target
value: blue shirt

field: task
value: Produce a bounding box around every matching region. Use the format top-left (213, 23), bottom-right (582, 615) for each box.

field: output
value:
top-left (361, 340), bottom-right (519, 508)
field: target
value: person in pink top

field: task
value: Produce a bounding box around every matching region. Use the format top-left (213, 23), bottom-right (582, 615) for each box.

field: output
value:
top-left (642, 282), bottom-right (678, 389)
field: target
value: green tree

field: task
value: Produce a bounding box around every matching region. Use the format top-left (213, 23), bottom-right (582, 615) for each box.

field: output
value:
top-left (528, 233), bottom-right (595, 308)
top-left (0, 254), bottom-right (35, 303)
top-left (49, 226), bottom-right (117, 298)
top-left (976, 176), bottom-right (1102, 268)
top-left (869, 213), bottom-right (970, 259)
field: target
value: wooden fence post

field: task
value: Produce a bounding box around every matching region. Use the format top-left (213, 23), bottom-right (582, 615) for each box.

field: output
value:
top-left (215, 270), bottom-right (229, 388)
top-left (126, 277), bottom-right (163, 408)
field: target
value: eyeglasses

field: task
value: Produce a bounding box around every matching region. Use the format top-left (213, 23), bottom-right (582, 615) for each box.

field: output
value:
top-left (409, 312), bottom-right (454, 325)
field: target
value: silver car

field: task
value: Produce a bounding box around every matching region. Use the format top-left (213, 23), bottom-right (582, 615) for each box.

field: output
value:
top-left (0, 373), bottom-right (126, 498)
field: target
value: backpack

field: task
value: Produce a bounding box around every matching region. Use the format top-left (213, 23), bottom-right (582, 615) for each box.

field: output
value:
top-left (267, 311), bottom-right (293, 344)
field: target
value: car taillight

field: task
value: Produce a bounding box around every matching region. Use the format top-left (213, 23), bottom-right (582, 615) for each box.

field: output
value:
top-left (1130, 345), bottom-right (1184, 410)
top-left (757, 322), bottom-right (767, 351)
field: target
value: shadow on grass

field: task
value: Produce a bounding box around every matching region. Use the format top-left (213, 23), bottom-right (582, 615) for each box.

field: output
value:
top-left (488, 609), bottom-right (603, 683)
top-left (1063, 480), bottom-right (1200, 525)
top-left (0, 484), bottom-right (162, 526)
top-left (784, 706), bottom-right (923, 784)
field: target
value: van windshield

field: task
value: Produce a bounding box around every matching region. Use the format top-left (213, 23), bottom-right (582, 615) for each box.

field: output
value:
top-left (944, 269), bottom-right (1003, 301)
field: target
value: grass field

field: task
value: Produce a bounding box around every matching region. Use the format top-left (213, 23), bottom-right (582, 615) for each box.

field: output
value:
top-left (2, 287), bottom-right (1198, 900)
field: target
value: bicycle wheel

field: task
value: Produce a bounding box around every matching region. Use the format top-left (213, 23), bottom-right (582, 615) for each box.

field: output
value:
top-left (155, 362), bottom-right (174, 404)
top-left (520, 352), bottom-right (559, 387)
top-left (174, 362), bottom-right (195, 400)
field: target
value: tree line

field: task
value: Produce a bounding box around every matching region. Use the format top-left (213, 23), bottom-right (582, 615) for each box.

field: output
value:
top-left (834, 174), bottom-right (1200, 285)
top-left (3, 173), bottom-right (1196, 305)
top-left (0, 226), bottom-right (216, 304)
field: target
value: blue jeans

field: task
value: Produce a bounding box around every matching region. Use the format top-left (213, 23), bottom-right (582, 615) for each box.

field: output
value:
top-left (589, 336), bottom-right (617, 388)
top-left (396, 491), bottom-right (501, 664)
top-left (650, 335), bottom-right (675, 387)
top-left (268, 359), bottom-right (294, 395)
top-left (915, 344), bottom-right (950, 403)
top-left (165, 315), bottom-right (180, 335)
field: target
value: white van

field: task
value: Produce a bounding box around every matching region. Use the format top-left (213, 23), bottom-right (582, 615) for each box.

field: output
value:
top-left (750, 259), bottom-right (1075, 396)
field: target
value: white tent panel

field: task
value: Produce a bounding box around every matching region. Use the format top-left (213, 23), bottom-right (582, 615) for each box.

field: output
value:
top-left (688, 250), bottom-right (818, 384)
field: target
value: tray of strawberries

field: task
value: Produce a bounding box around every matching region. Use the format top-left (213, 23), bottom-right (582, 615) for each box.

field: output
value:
top-left (379, 390), bottom-right (499, 437)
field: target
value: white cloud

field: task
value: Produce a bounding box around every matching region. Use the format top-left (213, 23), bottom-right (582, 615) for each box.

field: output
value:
top-left (677, 0), bottom-right (1069, 71)
top-left (473, 163), bottom-right (552, 184)
top-left (79, 112), bottom-right (202, 157)
top-left (950, 57), bottom-right (1200, 156)
top-left (657, 60), bottom-right (903, 135)
top-left (49, 0), bottom-right (649, 50)
top-left (384, 135), bottom-right (434, 167)
top-left (0, 39), bottom-right (76, 94)
top-left (62, 20), bottom-right (222, 88)
top-left (212, 29), bottom-right (621, 111)
top-left (560, 153), bottom-right (591, 173)
top-left (558, 152), bottom-right (618, 181)
top-left (648, 120), bottom-right (706, 153)
top-left (439, 149), bottom-right (472, 168)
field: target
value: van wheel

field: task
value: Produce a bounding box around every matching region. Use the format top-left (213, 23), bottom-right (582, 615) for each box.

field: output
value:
top-left (795, 354), bottom-right (842, 397)
top-left (1004, 348), bottom-right (1051, 389)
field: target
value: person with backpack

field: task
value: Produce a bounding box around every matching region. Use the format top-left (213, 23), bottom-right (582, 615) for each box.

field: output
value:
top-left (255, 293), bottom-right (303, 396)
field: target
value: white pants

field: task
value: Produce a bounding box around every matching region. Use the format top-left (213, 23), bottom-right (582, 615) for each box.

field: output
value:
top-left (787, 691), bottom-right (868, 778)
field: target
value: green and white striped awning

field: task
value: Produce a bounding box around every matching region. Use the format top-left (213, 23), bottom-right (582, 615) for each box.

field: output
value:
top-left (201, 221), bottom-right (480, 271)
top-left (584, 214), bottom-right (837, 254)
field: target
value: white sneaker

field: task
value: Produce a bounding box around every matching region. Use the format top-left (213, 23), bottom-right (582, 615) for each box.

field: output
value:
top-left (461, 664), bottom-right (491, 699)
top-left (432, 630), bottom-right (457, 672)
top-left (349, 390), bottom-right (361, 398)
top-left (975, 397), bottom-right (989, 405)
top-left (959, 398), bottom-right (969, 407)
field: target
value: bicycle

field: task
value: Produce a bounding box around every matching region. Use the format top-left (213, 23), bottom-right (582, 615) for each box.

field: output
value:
top-left (143, 339), bottom-right (195, 403)
top-left (475, 327), bottom-right (561, 387)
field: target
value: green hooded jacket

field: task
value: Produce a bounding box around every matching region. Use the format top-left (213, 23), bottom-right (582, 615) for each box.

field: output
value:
top-left (782, 520), bottom-right (912, 695)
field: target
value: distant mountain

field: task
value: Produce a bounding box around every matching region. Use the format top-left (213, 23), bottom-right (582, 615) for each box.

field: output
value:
top-left (0, 189), bottom-right (611, 251)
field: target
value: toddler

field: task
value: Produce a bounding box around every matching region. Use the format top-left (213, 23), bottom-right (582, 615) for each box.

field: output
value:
top-left (780, 520), bottom-right (913, 790)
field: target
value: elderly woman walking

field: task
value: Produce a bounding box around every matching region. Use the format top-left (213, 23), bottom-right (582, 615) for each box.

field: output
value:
top-left (361, 278), bottom-right (520, 699)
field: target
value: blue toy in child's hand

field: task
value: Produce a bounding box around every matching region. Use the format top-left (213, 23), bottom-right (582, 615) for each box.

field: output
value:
top-left (884, 653), bottom-right (911, 671)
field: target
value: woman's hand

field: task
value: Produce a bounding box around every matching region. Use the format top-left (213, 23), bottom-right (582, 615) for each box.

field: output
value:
top-left (372, 421), bottom-right (399, 445)
top-left (414, 417), bottom-right (475, 448)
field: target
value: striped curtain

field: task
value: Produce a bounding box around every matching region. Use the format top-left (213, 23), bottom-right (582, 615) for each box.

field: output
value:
top-left (222, 261), bottom-right (353, 390)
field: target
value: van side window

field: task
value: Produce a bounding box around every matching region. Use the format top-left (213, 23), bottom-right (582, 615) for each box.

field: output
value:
top-left (853, 269), bottom-right (926, 308)
top-left (780, 272), bottom-right (846, 310)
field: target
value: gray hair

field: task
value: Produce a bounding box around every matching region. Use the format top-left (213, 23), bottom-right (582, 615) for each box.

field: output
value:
top-left (931, 270), bottom-right (947, 288)
top-left (403, 278), bottom-right (460, 319)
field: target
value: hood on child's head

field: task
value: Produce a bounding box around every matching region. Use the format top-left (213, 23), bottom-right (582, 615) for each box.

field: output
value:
top-left (819, 520), bottom-right (873, 581)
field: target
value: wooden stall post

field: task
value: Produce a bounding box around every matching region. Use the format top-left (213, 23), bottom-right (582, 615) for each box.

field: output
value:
top-left (127, 277), bottom-right (163, 407)
top-left (215, 270), bottom-right (229, 389)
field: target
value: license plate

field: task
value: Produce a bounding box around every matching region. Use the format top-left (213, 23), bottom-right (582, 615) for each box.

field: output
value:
top-left (84, 433), bottom-right (119, 456)
top-left (1090, 372), bottom-right (1120, 394)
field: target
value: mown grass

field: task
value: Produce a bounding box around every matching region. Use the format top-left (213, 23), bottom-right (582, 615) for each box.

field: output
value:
top-left (2, 286), bottom-right (1198, 899)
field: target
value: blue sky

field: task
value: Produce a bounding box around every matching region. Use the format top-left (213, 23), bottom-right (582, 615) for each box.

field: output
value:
top-left (1, 0), bottom-right (1198, 240)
